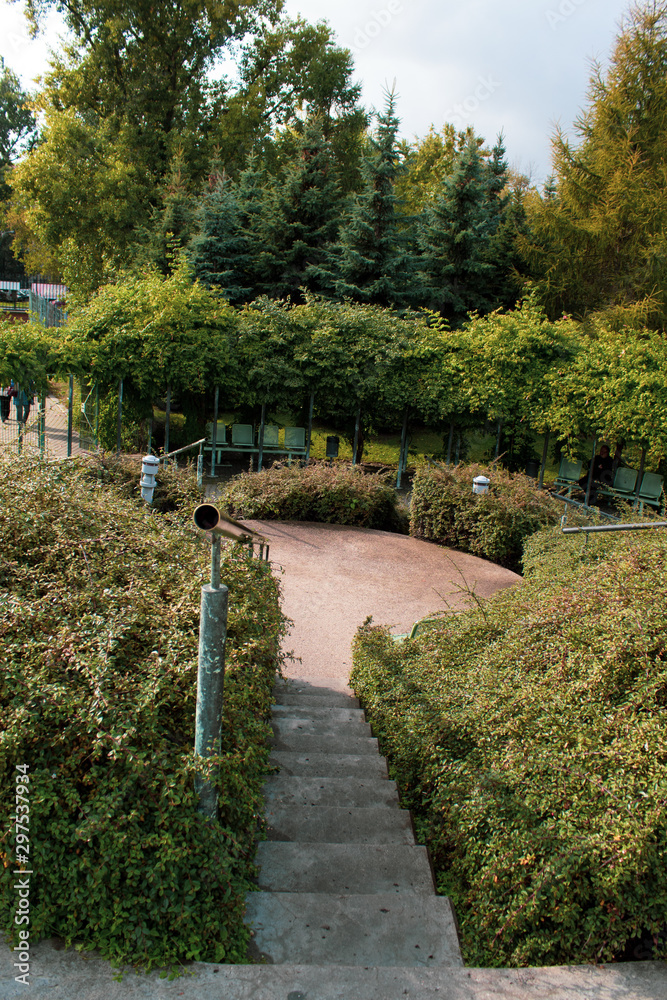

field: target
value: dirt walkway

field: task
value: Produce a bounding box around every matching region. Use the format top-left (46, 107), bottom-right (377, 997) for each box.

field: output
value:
top-left (245, 521), bottom-right (520, 684)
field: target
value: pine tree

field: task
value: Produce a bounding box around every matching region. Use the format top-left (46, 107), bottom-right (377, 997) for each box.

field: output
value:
top-left (260, 116), bottom-right (342, 301)
top-left (189, 154), bottom-right (268, 303)
top-left (330, 89), bottom-right (417, 308)
top-left (483, 134), bottom-right (528, 311)
top-left (417, 134), bottom-right (496, 322)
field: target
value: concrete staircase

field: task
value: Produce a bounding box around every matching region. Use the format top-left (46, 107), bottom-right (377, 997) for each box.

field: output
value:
top-left (244, 676), bottom-right (463, 969)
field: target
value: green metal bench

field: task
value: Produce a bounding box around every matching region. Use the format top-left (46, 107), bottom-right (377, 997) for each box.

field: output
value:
top-left (552, 458), bottom-right (583, 496)
top-left (634, 472), bottom-right (664, 514)
top-left (597, 466), bottom-right (638, 503)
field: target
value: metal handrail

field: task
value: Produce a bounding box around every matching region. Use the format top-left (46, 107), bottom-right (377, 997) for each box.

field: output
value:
top-left (162, 437), bottom-right (206, 461)
top-left (562, 521), bottom-right (667, 535)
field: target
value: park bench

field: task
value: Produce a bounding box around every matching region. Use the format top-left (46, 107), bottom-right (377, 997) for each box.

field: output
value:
top-left (634, 471), bottom-right (664, 514)
top-left (596, 466), bottom-right (638, 504)
top-left (552, 458), bottom-right (583, 496)
top-left (204, 421), bottom-right (308, 467)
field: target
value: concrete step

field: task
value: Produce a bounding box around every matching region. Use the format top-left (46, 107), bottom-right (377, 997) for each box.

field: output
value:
top-left (245, 892), bottom-right (463, 967)
top-left (265, 805), bottom-right (415, 844)
top-left (271, 717), bottom-right (372, 739)
top-left (256, 842), bottom-right (435, 894)
top-left (272, 705), bottom-right (367, 722)
top-left (262, 775), bottom-right (401, 808)
top-left (4, 940), bottom-right (667, 999)
top-left (276, 692), bottom-right (361, 708)
top-left (275, 677), bottom-right (356, 698)
top-left (270, 751), bottom-right (388, 778)
top-left (270, 733), bottom-right (379, 755)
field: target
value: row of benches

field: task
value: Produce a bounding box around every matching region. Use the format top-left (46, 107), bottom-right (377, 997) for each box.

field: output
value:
top-left (553, 459), bottom-right (664, 513)
top-left (205, 422), bottom-right (308, 464)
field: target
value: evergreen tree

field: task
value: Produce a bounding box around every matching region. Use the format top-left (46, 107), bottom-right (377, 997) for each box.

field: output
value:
top-left (520, 1), bottom-right (667, 327)
top-left (417, 134), bottom-right (496, 322)
top-left (259, 117), bottom-right (342, 301)
top-left (330, 89), bottom-right (417, 308)
top-left (189, 154), bottom-right (268, 303)
top-left (141, 149), bottom-right (196, 274)
top-left (482, 134), bottom-right (529, 311)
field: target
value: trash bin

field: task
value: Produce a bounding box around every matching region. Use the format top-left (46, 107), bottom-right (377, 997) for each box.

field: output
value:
top-left (525, 460), bottom-right (539, 479)
top-left (326, 435), bottom-right (339, 458)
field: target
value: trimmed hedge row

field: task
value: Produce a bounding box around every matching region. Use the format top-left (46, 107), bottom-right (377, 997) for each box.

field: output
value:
top-left (0, 456), bottom-right (287, 969)
top-left (409, 463), bottom-right (562, 572)
top-left (351, 525), bottom-right (667, 967)
top-left (220, 461), bottom-right (407, 532)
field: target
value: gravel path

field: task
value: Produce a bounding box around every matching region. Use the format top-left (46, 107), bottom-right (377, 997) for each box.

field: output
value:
top-left (244, 520), bottom-right (521, 685)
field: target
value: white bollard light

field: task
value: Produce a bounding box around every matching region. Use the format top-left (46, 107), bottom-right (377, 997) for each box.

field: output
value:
top-left (473, 475), bottom-right (490, 495)
top-left (140, 454), bottom-right (160, 503)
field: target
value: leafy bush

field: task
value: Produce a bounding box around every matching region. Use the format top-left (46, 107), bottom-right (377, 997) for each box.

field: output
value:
top-left (351, 524), bottom-right (667, 967)
top-left (219, 461), bottom-right (407, 531)
top-left (409, 463), bottom-right (562, 571)
top-left (80, 451), bottom-right (203, 513)
top-left (0, 455), bottom-right (287, 969)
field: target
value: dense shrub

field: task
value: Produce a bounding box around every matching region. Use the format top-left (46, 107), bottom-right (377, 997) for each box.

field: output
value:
top-left (351, 524), bottom-right (667, 967)
top-left (409, 463), bottom-right (562, 572)
top-left (0, 455), bottom-right (287, 969)
top-left (219, 461), bottom-right (406, 531)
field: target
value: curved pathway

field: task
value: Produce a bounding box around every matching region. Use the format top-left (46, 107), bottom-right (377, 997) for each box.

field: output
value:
top-left (245, 520), bottom-right (520, 684)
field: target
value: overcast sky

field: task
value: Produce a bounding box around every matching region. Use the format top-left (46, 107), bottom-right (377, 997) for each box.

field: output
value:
top-left (1, 0), bottom-right (633, 186)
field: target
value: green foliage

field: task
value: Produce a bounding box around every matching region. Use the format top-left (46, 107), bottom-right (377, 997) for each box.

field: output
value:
top-left (0, 318), bottom-right (61, 389)
top-left (330, 88), bottom-right (416, 308)
top-left (351, 525), bottom-right (667, 967)
top-left (522, 3), bottom-right (667, 327)
top-left (219, 461), bottom-right (406, 531)
top-left (409, 463), bottom-right (562, 572)
top-left (0, 56), bottom-right (36, 203)
top-left (0, 454), bottom-right (288, 968)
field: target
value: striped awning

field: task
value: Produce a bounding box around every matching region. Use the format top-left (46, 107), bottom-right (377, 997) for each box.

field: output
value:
top-left (31, 283), bottom-right (67, 299)
top-left (0, 281), bottom-right (21, 291)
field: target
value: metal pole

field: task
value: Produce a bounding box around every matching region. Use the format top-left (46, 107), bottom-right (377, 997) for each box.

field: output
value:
top-left (494, 418), bottom-right (502, 462)
top-left (67, 374), bottom-right (74, 458)
top-left (635, 446), bottom-right (646, 497)
top-left (147, 415), bottom-right (153, 456)
top-left (197, 442), bottom-right (204, 490)
top-left (538, 430), bottom-right (550, 490)
top-left (164, 386), bottom-right (171, 468)
top-left (305, 391), bottom-right (314, 463)
top-left (211, 386), bottom-right (219, 478)
top-left (585, 435), bottom-right (597, 507)
top-left (563, 521), bottom-right (667, 535)
top-left (455, 431), bottom-right (461, 467)
top-left (94, 384), bottom-right (99, 451)
top-left (446, 424), bottom-right (453, 466)
top-left (39, 390), bottom-right (46, 459)
top-left (352, 406), bottom-right (361, 466)
top-left (116, 378), bottom-right (123, 455)
top-left (194, 537), bottom-right (227, 821)
top-left (258, 402), bottom-right (266, 472)
top-left (397, 408), bottom-right (409, 489)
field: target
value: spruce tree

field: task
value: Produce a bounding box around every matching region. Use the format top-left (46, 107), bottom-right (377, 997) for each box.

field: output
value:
top-left (260, 116), bottom-right (342, 301)
top-left (417, 134), bottom-right (495, 322)
top-left (141, 148), bottom-right (196, 274)
top-left (189, 154), bottom-right (268, 303)
top-left (330, 89), bottom-right (417, 308)
top-left (483, 134), bottom-right (528, 311)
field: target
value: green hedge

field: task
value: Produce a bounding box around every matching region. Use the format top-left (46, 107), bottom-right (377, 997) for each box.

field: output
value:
top-left (0, 456), bottom-right (287, 969)
top-left (409, 463), bottom-right (562, 572)
top-left (351, 525), bottom-right (667, 967)
top-left (220, 461), bottom-right (406, 531)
